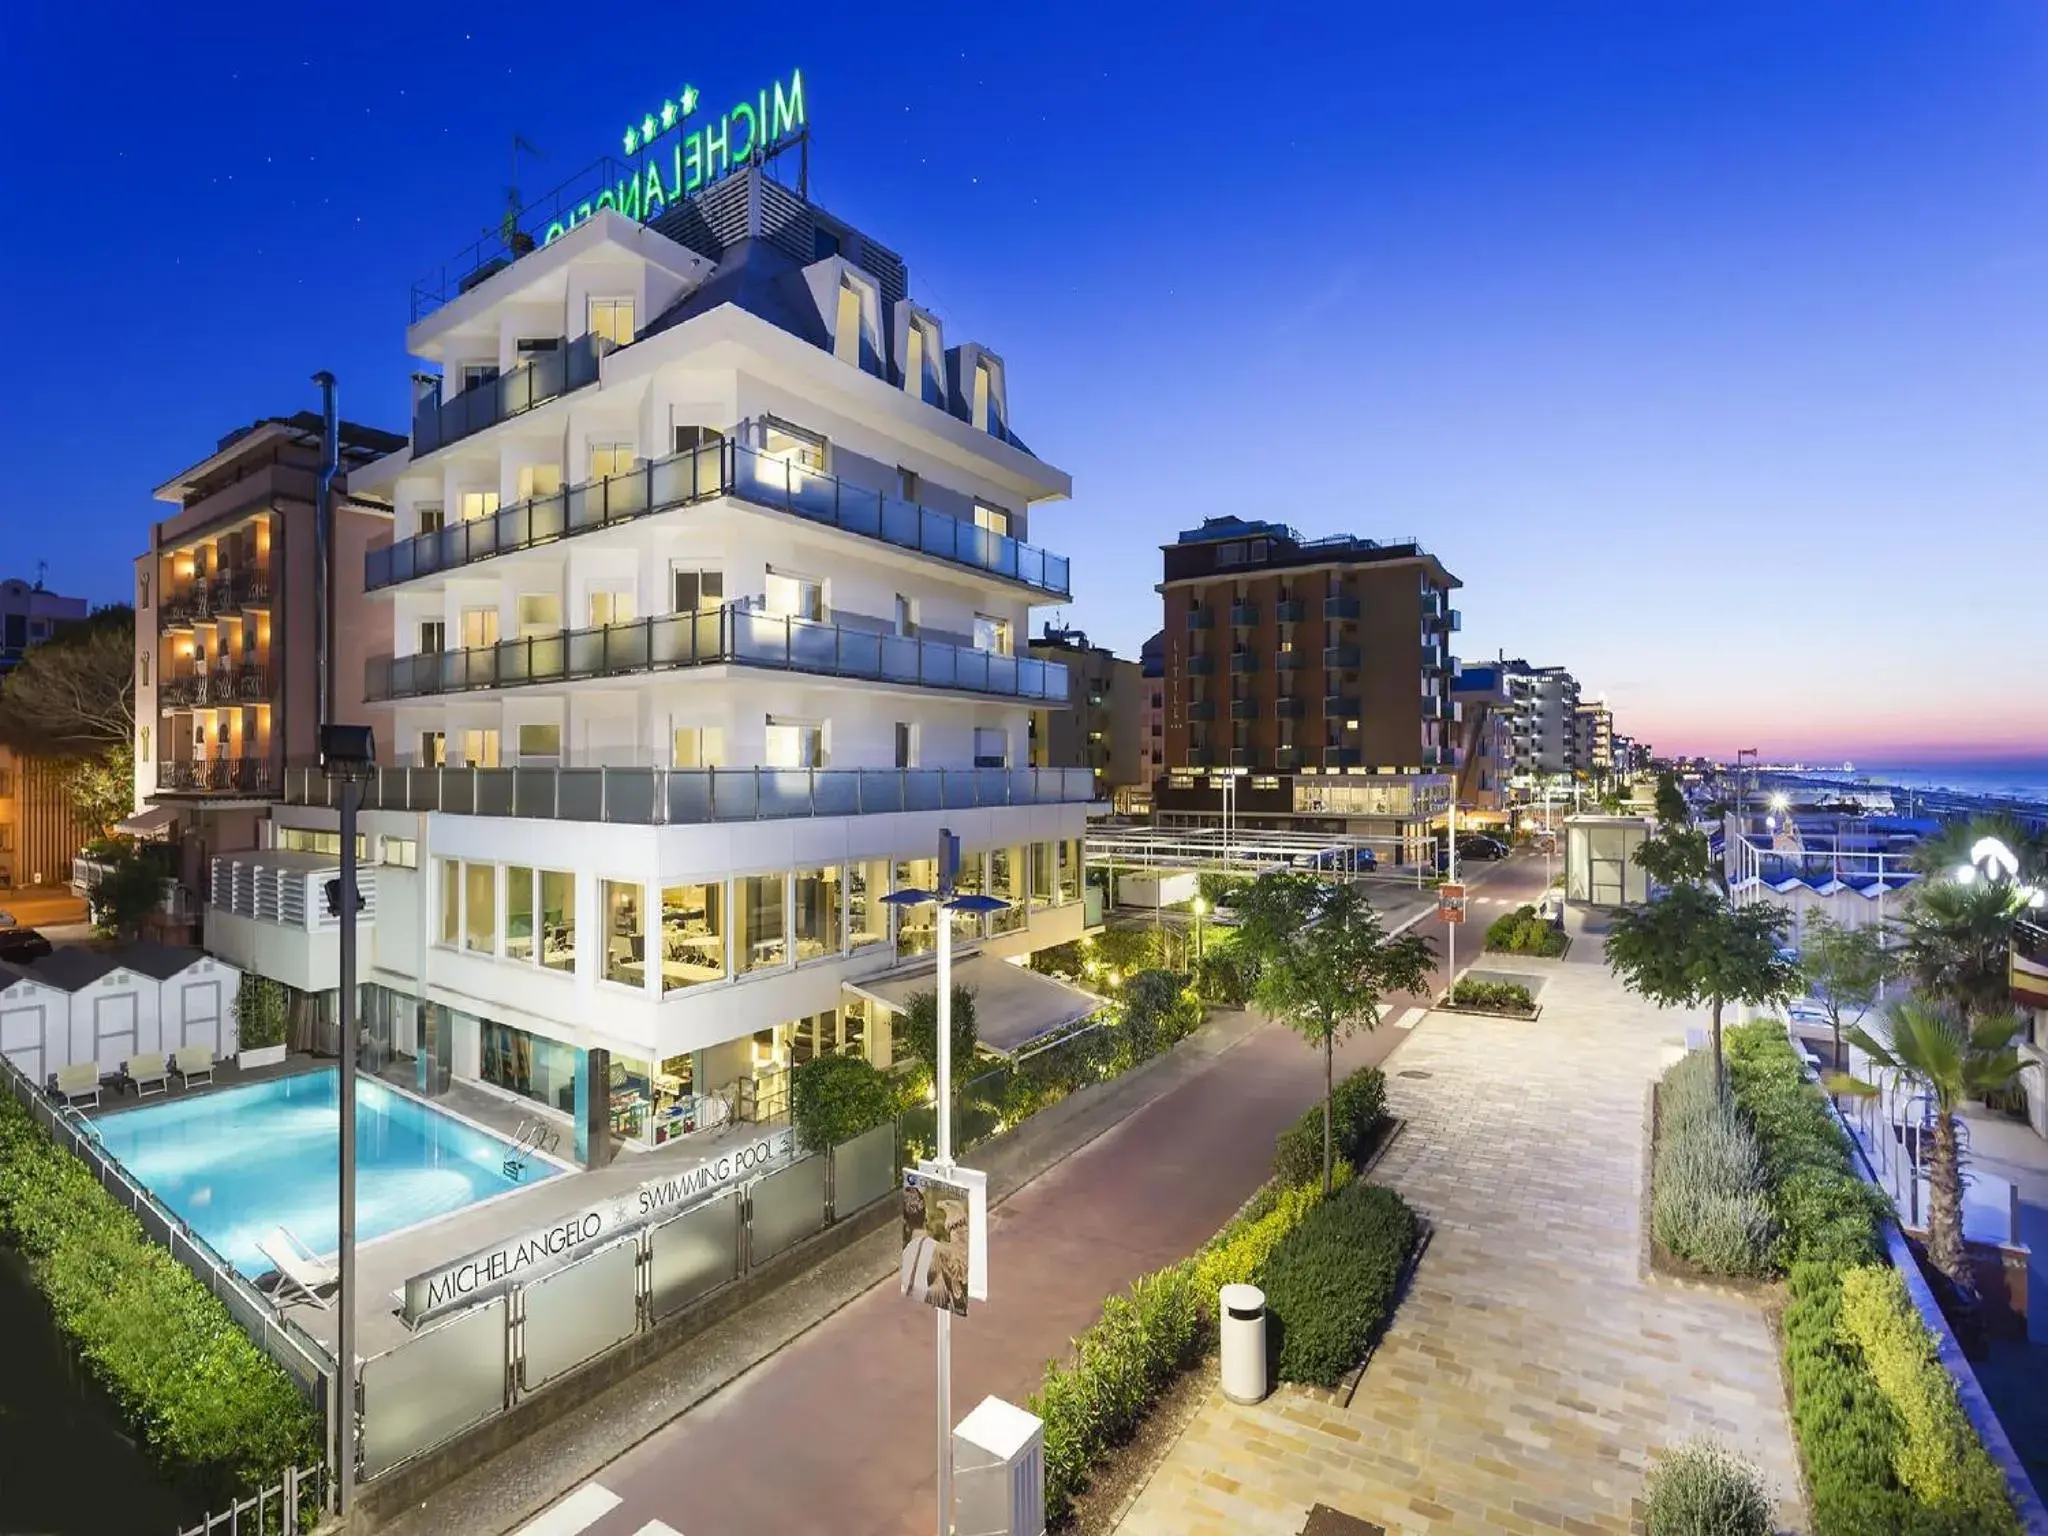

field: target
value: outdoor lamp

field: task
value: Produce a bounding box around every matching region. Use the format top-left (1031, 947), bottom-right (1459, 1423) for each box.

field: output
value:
top-left (1193, 896), bottom-right (1208, 916)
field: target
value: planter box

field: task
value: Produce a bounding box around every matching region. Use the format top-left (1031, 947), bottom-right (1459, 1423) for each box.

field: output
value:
top-left (238, 1044), bottom-right (287, 1070)
top-left (1433, 998), bottom-right (1542, 1022)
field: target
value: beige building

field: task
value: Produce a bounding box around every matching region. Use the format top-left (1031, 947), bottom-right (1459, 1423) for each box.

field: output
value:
top-left (1025, 625), bottom-right (1141, 801)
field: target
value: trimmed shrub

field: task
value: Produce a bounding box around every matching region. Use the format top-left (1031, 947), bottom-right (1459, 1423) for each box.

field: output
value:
top-left (1652, 1052), bottom-right (1774, 1275)
top-left (789, 1053), bottom-right (896, 1152)
top-left (1483, 905), bottom-right (1568, 958)
top-left (1644, 1439), bottom-right (1773, 1536)
top-left (1838, 1264), bottom-right (2017, 1529)
top-left (1118, 969), bottom-right (1202, 1068)
top-left (1448, 978), bottom-right (1535, 1012)
top-left (1265, 1181), bottom-right (1417, 1387)
top-left (0, 1095), bottom-right (320, 1501)
top-left (1273, 1067), bottom-right (1387, 1187)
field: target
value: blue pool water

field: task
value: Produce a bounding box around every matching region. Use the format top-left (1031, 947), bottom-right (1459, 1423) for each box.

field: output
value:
top-left (93, 1069), bottom-right (560, 1277)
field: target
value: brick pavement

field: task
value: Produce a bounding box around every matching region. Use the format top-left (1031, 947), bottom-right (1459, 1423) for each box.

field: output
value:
top-left (1117, 938), bottom-right (1807, 1536)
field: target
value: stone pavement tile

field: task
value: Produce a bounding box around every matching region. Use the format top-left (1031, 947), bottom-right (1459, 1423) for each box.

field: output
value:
top-left (1118, 954), bottom-right (1808, 1536)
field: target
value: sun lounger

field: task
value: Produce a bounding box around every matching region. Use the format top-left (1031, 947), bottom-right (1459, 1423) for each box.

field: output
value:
top-left (123, 1052), bottom-right (169, 1098)
top-left (259, 1227), bottom-right (337, 1309)
top-left (52, 1062), bottom-right (100, 1110)
top-left (170, 1045), bottom-right (215, 1089)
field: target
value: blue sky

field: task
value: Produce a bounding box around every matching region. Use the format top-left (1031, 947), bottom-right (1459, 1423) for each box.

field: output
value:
top-left (3, 1), bottom-right (2044, 760)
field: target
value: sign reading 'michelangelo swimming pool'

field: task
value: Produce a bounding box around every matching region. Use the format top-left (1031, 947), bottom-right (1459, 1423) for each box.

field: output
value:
top-left (541, 68), bottom-right (807, 247)
top-left (401, 1126), bottom-right (796, 1325)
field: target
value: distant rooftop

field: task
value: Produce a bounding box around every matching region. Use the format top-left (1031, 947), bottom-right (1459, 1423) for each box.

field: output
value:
top-left (156, 413), bottom-right (408, 503)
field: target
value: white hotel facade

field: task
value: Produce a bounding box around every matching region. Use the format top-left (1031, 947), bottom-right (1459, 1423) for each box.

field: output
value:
top-left (208, 164), bottom-right (1096, 1149)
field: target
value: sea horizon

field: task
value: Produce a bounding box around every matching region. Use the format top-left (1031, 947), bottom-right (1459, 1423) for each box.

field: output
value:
top-left (1796, 759), bottom-right (2048, 808)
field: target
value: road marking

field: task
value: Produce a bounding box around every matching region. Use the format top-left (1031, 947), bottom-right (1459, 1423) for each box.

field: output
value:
top-left (632, 1524), bottom-right (685, 1536)
top-left (1386, 1007), bottom-right (1422, 1031)
top-left (511, 1485), bottom-right (622, 1536)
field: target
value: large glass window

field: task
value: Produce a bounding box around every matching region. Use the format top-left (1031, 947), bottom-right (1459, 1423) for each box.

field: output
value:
top-left (973, 614), bottom-right (1012, 655)
top-left (951, 851), bottom-right (987, 945)
top-left (540, 871), bottom-right (575, 972)
top-left (895, 857), bottom-right (937, 957)
top-left (737, 874), bottom-right (787, 973)
top-left (506, 865), bottom-right (535, 961)
top-left (765, 568), bottom-right (824, 622)
top-left (1058, 839), bottom-right (1082, 905)
top-left (793, 867), bottom-right (840, 961)
top-left (763, 420), bottom-right (826, 472)
top-left (590, 443), bottom-right (638, 480)
top-left (791, 1008), bottom-right (842, 1067)
top-left (672, 566), bottom-right (724, 613)
top-left (846, 858), bottom-right (890, 950)
top-left (480, 1021), bottom-right (578, 1114)
top-left (1030, 841), bottom-right (1054, 907)
top-left (517, 724), bottom-right (561, 761)
top-left (459, 490), bottom-right (500, 523)
top-left (765, 718), bottom-right (824, 769)
top-left (515, 594), bottom-right (561, 638)
top-left (438, 857), bottom-right (460, 945)
top-left (672, 724), bottom-right (725, 769)
top-left (659, 880), bottom-right (726, 992)
top-left (990, 845), bottom-right (1026, 933)
top-left (464, 862), bottom-right (496, 952)
top-left (588, 297), bottom-right (636, 347)
top-left (603, 879), bottom-right (646, 987)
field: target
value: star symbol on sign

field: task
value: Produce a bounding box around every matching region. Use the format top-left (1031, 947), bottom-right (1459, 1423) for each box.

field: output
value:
top-left (623, 125), bottom-right (640, 155)
top-left (679, 84), bottom-right (699, 117)
top-left (660, 99), bottom-right (677, 131)
top-left (642, 112), bottom-right (658, 143)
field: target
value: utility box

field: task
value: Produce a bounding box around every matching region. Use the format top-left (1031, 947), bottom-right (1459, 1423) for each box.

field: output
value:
top-left (953, 1395), bottom-right (1046, 1536)
top-left (1220, 1283), bottom-right (1268, 1404)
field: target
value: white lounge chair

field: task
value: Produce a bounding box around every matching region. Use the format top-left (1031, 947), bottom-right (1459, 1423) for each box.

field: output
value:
top-left (124, 1052), bottom-right (169, 1098)
top-left (52, 1062), bottom-right (100, 1110)
top-left (259, 1227), bottom-right (337, 1310)
top-left (170, 1046), bottom-right (214, 1089)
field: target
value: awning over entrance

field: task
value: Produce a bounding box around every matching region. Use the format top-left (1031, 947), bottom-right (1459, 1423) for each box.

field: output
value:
top-left (114, 804), bottom-right (179, 838)
top-left (848, 955), bottom-right (1107, 1058)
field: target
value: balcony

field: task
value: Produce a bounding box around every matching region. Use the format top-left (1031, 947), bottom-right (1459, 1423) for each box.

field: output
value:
top-left (2015, 920), bottom-right (2048, 1010)
top-left (1274, 696), bottom-right (1306, 719)
top-left (1276, 746), bottom-right (1302, 770)
top-left (1187, 654), bottom-right (1215, 677)
top-left (411, 335), bottom-right (612, 459)
top-left (367, 606), bottom-right (1070, 706)
top-left (1322, 748), bottom-right (1363, 770)
top-left (1228, 651), bottom-right (1260, 675)
top-left (1187, 608), bottom-right (1215, 631)
top-left (155, 757), bottom-right (275, 795)
top-left (1324, 696), bottom-right (1360, 718)
top-left (1275, 651), bottom-right (1306, 671)
top-left (1230, 698), bottom-right (1258, 720)
top-left (1324, 595), bottom-right (1360, 621)
top-left (282, 763), bottom-right (1098, 825)
top-left (1188, 700), bottom-right (1217, 722)
top-left (1324, 645), bottom-right (1360, 670)
top-left (1229, 603), bottom-right (1259, 627)
top-left (366, 440), bottom-right (1073, 602)
top-left (1228, 748), bottom-right (1254, 769)
top-left (1274, 599), bottom-right (1305, 624)
top-left (160, 668), bottom-right (271, 710)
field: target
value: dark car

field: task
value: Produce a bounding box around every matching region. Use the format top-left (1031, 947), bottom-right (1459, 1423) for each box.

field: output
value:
top-left (1457, 834), bottom-right (1510, 862)
top-left (0, 928), bottom-right (54, 964)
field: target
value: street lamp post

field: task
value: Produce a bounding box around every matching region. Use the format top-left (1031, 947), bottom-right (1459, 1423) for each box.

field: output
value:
top-left (883, 831), bottom-right (1010, 1536)
top-left (1192, 895), bottom-right (1207, 966)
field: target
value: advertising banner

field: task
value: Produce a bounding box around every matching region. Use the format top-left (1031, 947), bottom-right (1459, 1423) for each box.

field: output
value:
top-left (900, 1168), bottom-right (977, 1315)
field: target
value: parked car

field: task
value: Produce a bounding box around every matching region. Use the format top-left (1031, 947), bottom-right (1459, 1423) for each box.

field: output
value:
top-left (1458, 834), bottom-right (1510, 862)
top-left (0, 928), bottom-right (53, 964)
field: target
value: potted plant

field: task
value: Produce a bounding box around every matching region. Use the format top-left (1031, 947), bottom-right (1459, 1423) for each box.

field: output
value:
top-left (235, 975), bottom-right (290, 1068)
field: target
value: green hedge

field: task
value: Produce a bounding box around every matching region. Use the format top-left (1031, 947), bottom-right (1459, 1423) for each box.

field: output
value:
top-left (1272, 1067), bottom-right (1387, 1187)
top-left (1723, 1023), bottom-right (2017, 1534)
top-left (1483, 905), bottom-right (1568, 958)
top-left (789, 1054), bottom-right (898, 1152)
top-left (1265, 1181), bottom-right (1418, 1387)
top-left (0, 1094), bottom-right (320, 1501)
top-left (1651, 1051), bottom-right (1773, 1275)
top-left (1449, 978), bottom-right (1535, 1012)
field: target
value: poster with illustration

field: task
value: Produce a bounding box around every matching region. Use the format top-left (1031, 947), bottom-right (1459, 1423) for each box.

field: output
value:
top-left (899, 1169), bottom-right (972, 1315)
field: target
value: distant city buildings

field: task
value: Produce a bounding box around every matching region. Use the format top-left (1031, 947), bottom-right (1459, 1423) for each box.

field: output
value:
top-left (0, 576), bottom-right (87, 676)
top-left (1026, 624), bottom-right (1140, 800)
top-left (1132, 629), bottom-right (1165, 814)
top-left (1450, 664), bottom-right (1514, 813)
top-left (1573, 700), bottom-right (1615, 780)
top-left (1499, 659), bottom-right (1580, 781)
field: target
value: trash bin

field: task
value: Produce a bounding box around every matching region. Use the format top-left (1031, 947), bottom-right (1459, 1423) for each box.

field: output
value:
top-left (1219, 1282), bottom-right (1267, 1404)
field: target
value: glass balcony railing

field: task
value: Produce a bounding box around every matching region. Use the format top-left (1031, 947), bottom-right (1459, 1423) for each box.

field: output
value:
top-left (411, 335), bottom-right (612, 458)
top-left (367, 439), bottom-right (1071, 600)
top-left (367, 605), bottom-right (1070, 705)
top-left (281, 763), bottom-right (1098, 825)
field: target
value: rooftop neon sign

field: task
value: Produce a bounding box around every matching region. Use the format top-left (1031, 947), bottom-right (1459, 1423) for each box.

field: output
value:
top-left (544, 69), bottom-right (806, 247)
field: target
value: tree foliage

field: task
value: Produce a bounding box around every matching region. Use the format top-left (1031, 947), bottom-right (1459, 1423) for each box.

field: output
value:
top-left (1896, 877), bottom-right (2031, 1024)
top-left (0, 605), bottom-right (135, 755)
top-left (1908, 814), bottom-right (2046, 883)
top-left (789, 1053), bottom-right (898, 1152)
top-left (903, 984), bottom-right (978, 1083)
top-left (1798, 911), bottom-right (1893, 1066)
top-left (1654, 771), bottom-right (1688, 828)
top-left (1634, 825), bottom-right (1718, 890)
top-left (89, 845), bottom-right (166, 939)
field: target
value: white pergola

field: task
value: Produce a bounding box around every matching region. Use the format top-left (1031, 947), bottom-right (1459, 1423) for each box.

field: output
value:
top-left (1084, 824), bottom-right (1416, 882)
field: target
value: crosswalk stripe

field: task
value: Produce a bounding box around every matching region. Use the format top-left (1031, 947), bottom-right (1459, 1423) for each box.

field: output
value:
top-left (512, 1485), bottom-right (622, 1536)
top-left (1387, 1007), bottom-right (1422, 1031)
top-left (633, 1523), bottom-right (685, 1535)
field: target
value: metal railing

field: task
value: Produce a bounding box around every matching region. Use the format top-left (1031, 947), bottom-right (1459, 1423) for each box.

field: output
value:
top-left (177, 1465), bottom-right (325, 1536)
top-left (410, 334), bottom-right (612, 457)
top-left (366, 439), bottom-right (1071, 599)
top-left (156, 757), bottom-right (275, 794)
top-left (368, 606), bottom-right (1069, 705)
top-left (282, 763), bottom-right (1097, 824)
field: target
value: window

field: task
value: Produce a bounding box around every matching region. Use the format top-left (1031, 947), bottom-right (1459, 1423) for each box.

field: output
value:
top-left (973, 614), bottom-right (1012, 656)
top-left (461, 729), bottom-right (500, 768)
top-left (515, 464), bottom-right (563, 502)
top-left (420, 621), bottom-right (446, 654)
top-left (438, 859), bottom-right (461, 943)
top-left (674, 424), bottom-right (724, 454)
top-left (893, 594), bottom-right (917, 637)
top-left (417, 502), bottom-right (445, 535)
top-left (589, 443), bottom-right (637, 481)
top-left (588, 296), bottom-right (637, 347)
top-left (420, 731), bottom-right (446, 767)
top-left (540, 871), bottom-right (575, 972)
top-left (459, 490), bottom-right (500, 524)
top-left (765, 568), bottom-right (823, 621)
top-left (460, 362), bottom-right (500, 394)
top-left (480, 1022), bottom-right (577, 1113)
top-left (587, 587), bottom-right (636, 627)
top-left (846, 858), bottom-right (890, 949)
top-left (894, 857), bottom-right (937, 956)
top-left (461, 607), bottom-right (500, 649)
top-left (990, 846), bottom-right (1026, 932)
top-left (903, 321), bottom-right (927, 399)
top-left (517, 723), bottom-right (562, 761)
top-left (671, 724), bottom-right (725, 769)
top-left (896, 467), bottom-right (919, 502)
top-left (382, 837), bottom-right (418, 869)
top-left (765, 717), bottom-right (824, 769)
top-left (973, 503), bottom-right (1011, 537)
top-left (139, 653), bottom-right (149, 686)
top-left (894, 722), bottom-right (915, 769)
top-left (762, 420), bottom-right (826, 472)
top-left (603, 879), bottom-right (646, 986)
top-left (464, 862), bottom-right (496, 952)
top-left (793, 866), bottom-right (840, 960)
top-left (1058, 839), bottom-right (1082, 905)
top-left (833, 277), bottom-right (864, 367)
top-left (506, 865), bottom-right (535, 961)
top-left (515, 594), bottom-right (561, 638)
top-left (736, 873), bottom-right (787, 972)
top-left (672, 567), bottom-right (724, 614)
top-left (973, 727), bottom-right (1008, 769)
top-left (1030, 841), bottom-right (1054, 906)
top-left (973, 359), bottom-right (1001, 434)
top-left (659, 880), bottom-right (725, 991)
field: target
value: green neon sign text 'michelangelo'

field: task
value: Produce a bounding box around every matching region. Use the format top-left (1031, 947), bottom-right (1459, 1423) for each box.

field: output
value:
top-left (544, 69), bottom-right (806, 247)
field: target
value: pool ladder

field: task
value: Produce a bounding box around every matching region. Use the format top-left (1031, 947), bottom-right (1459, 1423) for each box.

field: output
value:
top-left (503, 1119), bottom-right (560, 1180)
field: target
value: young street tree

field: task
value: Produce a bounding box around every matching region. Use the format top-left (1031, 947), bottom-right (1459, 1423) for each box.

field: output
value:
top-left (1252, 877), bottom-right (1435, 1191)
top-left (1798, 911), bottom-right (1893, 1068)
top-left (1654, 771), bottom-right (1688, 828)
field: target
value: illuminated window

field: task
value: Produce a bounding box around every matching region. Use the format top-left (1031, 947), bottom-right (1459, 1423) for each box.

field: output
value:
top-left (762, 420), bottom-right (825, 472)
top-left (461, 729), bottom-right (500, 768)
top-left (419, 731), bottom-right (446, 767)
top-left (973, 615), bottom-right (1012, 656)
top-left (460, 607), bottom-right (499, 649)
top-left (588, 297), bottom-right (637, 347)
top-left (671, 724), bottom-right (725, 768)
top-left (515, 594), bottom-right (561, 638)
top-left (517, 723), bottom-right (562, 760)
top-left (438, 858), bottom-right (460, 945)
top-left (846, 858), bottom-right (890, 949)
top-left (587, 587), bottom-right (636, 627)
top-left (464, 862), bottom-right (496, 952)
top-left (515, 464), bottom-right (562, 502)
top-left (765, 569), bottom-right (823, 622)
top-left (459, 490), bottom-right (499, 523)
top-left (792, 867), bottom-right (841, 960)
top-left (540, 872), bottom-right (575, 972)
top-left (833, 278), bottom-right (863, 367)
top-left (603, 879), bottom-right (645, 986)
top-left (736, 873), bottom-right (787, 972)
top-left (660, 881), bottom-right (725, 991)
top-left (765, 717), bottom-right (823, 769)
top-left (973, 503), bottom-right (1010, 537)
top-left (506, 866), bottom-right (535, 961)
top-left (589, 443), bottom-right (637, 480)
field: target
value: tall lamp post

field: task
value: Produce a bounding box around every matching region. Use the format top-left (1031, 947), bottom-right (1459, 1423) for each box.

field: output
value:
top-left (1192, 895), bottom-right (1208, 967)
top-left (883, 830), bottom-right (1010, 1536)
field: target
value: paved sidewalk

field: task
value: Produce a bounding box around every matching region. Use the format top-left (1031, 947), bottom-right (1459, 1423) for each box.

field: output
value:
top-left (1117, 940), bottom-right (1807, 1536)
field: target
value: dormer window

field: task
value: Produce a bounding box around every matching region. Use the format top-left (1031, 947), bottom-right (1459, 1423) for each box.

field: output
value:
top-left (833, 278), bottom-right (863, 368)
top-left (901, 314), bottom-right (943, 405)
top-left (972, 360), bottom-right (995, 432)
top-left (588, 297), bottom-right (636, 347)
top-left (830, 273), bottom-right (880, 375)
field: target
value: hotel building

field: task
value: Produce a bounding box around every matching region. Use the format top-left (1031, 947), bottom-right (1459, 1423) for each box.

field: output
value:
top-left (206, 160), bottom-right (1095, 1149)
top-left (1573, 700), bottom-right (1615, 781)
top-left (1500, 658), bottom-right (1581, 782)
top-left (1025, 625), bottom-right (1141, 801)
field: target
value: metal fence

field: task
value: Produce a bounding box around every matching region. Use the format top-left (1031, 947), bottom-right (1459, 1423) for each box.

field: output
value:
top-left (176, 1465), bottom-right (325, 1536)
top-left (354, 1119), bottom-right (898, 1483)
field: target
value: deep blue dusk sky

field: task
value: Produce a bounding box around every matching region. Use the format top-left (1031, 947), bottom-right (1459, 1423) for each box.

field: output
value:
top-left (3, 2), bottom-right (2044, 760)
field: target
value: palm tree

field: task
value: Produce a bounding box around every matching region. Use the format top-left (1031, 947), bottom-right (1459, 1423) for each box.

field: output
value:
top-left (1908, 814), bottom-right (2047, 883)
top-left (1848, 999), bottom-right (2031, 1297)
top-left (1896, 878), bottom-right (2032, 1023)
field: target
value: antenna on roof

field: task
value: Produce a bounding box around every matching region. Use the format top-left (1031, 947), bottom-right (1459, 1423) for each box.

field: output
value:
top-left (33, 560), bottom-right (47, 592)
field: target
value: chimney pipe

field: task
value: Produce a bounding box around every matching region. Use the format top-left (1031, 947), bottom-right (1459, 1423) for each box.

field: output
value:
top-left (313, 372), bottom-right (338, 732)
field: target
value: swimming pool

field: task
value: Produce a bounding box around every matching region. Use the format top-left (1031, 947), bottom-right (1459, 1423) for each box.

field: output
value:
top-left (93, 1069), bottom-right (562, 1278)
